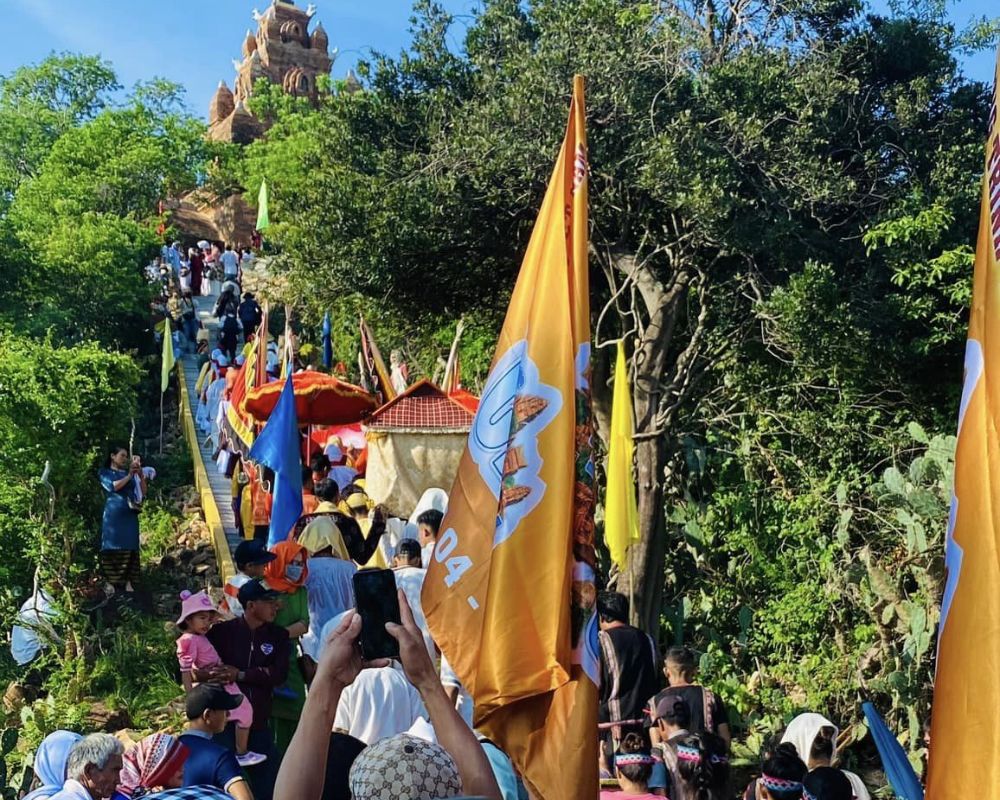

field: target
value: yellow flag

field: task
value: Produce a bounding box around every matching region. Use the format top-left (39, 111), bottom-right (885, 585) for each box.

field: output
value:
top-left (605, 340), bottom-right (639, 571)
top-left (161, 317), bottom-right (176, 394)
top-left (423, 76), bottom-right (598, 800)
top-left (927, 50), bottom-right (1000, 797)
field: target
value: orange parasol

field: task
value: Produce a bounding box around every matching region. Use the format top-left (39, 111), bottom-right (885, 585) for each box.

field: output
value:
top-left (246, 371), bottom-right (378, 425)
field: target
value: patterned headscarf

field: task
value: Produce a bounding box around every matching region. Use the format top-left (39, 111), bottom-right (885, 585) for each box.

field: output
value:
top-left (349, 734), bottom-right (462, 800)
top-left (264, 540), bottom-right (309, 593)
top-left (116, 734), bottom-right (189, 798)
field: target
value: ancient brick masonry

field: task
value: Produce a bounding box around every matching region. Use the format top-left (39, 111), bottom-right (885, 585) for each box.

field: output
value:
top-left (208, 0), bottom-right (334, 144)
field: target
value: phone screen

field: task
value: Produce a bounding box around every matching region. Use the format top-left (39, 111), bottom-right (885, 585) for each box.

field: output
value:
top-left (353, 569), bottom-right (401, 661)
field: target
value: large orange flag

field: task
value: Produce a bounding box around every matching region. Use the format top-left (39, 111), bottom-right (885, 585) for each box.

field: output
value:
top-left (423, 75), bottom-right (598, 800)
top-left (927, 50), bottom-right (1000, 797)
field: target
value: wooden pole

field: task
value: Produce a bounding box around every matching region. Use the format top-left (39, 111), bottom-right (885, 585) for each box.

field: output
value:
top-left (628, 544), bottom-right (636, 626)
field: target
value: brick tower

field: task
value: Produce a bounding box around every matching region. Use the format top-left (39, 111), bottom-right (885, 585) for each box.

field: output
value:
top-left (208, 0), bottom-right (334, 143)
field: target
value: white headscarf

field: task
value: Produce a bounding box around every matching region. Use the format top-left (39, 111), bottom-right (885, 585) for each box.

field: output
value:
top-left (405, 488), bottom-right (449, 539)
top-left (781, 714), bottom-right (872, 800)
top-left (780, 712), bottom-right (839, 765)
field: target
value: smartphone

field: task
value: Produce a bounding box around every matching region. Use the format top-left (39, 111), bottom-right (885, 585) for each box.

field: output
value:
top-left (352, 569), bottom-right (401, 661)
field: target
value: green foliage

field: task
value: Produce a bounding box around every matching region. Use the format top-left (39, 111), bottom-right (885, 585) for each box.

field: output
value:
top-left (0, 332), bottom-right (140, 589)
top-left (3, 85), bottom-right (207, 348)
top-left (0, 54), bottom-right (119, 206)
top-left (228, 0), bottom-right (992, 766)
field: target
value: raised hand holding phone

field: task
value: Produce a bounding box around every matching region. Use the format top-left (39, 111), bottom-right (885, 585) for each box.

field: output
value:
top-left (352, 568), bottom-right (401, 661)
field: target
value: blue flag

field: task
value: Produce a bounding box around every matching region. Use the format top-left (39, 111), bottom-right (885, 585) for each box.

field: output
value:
top-left (322, 311), bottom-right (333, 370)
top-left (248, 369), bottom-right (302, 547)
top-left (862, 702), bottom-right (924, 800)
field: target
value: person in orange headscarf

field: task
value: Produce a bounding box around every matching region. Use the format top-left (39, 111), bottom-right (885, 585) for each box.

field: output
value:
top-left (264, 541), bottom-right (310, 754)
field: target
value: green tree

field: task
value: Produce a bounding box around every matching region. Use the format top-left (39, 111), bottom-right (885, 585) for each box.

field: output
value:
top-left (0, 54), bottom-right (119, 207)
top-left (241, 0), bottom-right (991, 630)
top-left (2, 80), bottom-right (208, 347)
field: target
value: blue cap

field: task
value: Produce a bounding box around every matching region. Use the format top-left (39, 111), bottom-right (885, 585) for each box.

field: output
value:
top-left (233, 540), bottom-right (277, 568)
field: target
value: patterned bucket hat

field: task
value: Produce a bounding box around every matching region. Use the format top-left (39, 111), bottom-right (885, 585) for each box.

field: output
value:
top-left (349, 734), bottom-right (462, 800)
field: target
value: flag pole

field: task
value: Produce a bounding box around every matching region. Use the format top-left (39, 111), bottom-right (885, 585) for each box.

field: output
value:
top-left (159, 391), bottom-right (165, 454)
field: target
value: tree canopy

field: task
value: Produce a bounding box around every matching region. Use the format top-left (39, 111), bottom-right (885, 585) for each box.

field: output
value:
top-left (237, 0), bottom-right (996, 753)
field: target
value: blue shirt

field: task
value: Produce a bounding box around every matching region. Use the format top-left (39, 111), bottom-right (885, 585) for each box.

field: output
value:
top-left (179, 731), bottom-right (243, 791)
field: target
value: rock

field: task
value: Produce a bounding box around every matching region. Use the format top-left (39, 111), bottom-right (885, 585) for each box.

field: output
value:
top-left (115, 729), bottom-right (142, 749)
top-left (85, 700), bottom-right (132, 732)
top-left (178, 549), bottom-right (196, 563)
top-left (3, 682), bottom-right (37, 714)
top-left (190, 551), bottom-right (211, 566)
top-left (160, 554), bottom-right (177, 570)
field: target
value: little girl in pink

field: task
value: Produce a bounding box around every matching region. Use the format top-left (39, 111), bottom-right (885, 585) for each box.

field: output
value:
top-left (175, 589), bottom-right (266, 767)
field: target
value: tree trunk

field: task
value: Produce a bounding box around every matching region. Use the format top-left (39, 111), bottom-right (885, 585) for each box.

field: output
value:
top-left (602, 247), bottom-right (702, 640)
top-left (632, 434), bottom-right (668, 634)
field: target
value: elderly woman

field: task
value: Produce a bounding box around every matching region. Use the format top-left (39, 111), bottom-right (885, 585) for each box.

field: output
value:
top-left (264, 540), bottom-right (310, 753)
top-left (24, 731), bottom-right (83, 800)
top-left (111, 734), bottom-right (189, 800)
top-left (99, 445), bottom-right (145, 594)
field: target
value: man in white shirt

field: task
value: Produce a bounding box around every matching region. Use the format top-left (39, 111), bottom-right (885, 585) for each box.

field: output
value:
top-left (51, 734), bottom-right (123, 800)
top-left (333, 665), bottom-right (427, 745)
top-left (11, 587), bottom-right (59, 666)
top-left (416, 509), bottom-right (443, 569)
top-left (220, 243), bottom-right (240, 282)
top-left (392, 539), bottom-right (434, 659)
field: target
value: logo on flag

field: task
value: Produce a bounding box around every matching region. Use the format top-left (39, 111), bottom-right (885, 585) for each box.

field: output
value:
top-left (469, 341), bottom-right (563, 547)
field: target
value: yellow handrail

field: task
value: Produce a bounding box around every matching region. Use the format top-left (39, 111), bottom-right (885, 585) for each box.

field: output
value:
top-left (175, 362), bottom-right (236, 582)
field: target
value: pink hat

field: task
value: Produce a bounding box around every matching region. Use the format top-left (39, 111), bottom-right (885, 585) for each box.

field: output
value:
top-left (176, 590), bottom-right (220, 626)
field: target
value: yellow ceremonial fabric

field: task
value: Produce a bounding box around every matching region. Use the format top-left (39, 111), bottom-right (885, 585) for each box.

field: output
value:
top-left (358, 518), bottom-right (388, 569)
top-left (605, 340), bottom-right (639, 571)
top-left (423, 76), bottom-right (598, 800)
top-left (927, 51), bottom-right (1000, 798)
top-left (161, 318), bottom-right (176, 394)
top-left (195, 362), bottom-right (211, 395)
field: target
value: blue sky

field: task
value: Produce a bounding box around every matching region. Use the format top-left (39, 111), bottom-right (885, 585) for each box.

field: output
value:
top-left (0, 0), bottom-right (994, 119)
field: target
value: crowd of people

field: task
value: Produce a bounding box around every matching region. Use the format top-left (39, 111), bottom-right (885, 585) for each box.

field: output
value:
top-left (596, 597), bottom-right (872, 800)
top-left (8, 244), bottom-right (880, 800)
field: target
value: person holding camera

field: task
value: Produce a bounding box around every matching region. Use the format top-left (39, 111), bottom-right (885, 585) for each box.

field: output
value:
top-left (98, 445), bottom-right (146, 595)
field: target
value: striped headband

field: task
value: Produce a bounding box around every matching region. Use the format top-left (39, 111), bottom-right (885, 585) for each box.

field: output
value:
top-left (761, 774), bottom-right (803, 793)
top-left (615, 753), bottom-right (656, 767)
top-left (676, 745), bottom-right (701, 762)
top-left (675, 746), bottom-right (728, 766)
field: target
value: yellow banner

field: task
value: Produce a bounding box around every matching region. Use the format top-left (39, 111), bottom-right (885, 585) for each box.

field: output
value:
top-left (605, 340), bottom-right (639, 571)
top-left (423, 76), bottom-right (598, 800)
top-left (927, 50), bottom-right (1000, 797)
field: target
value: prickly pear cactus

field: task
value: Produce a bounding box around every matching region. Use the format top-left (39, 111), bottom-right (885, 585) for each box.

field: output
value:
top-left (0, 727), bottom-right (31, 800)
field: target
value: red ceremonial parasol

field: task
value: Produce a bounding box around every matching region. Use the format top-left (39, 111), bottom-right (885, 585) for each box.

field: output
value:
top-left (246, 371), bottom-right (378, 425)
top-left (449, 388), bottom-right (480, 413)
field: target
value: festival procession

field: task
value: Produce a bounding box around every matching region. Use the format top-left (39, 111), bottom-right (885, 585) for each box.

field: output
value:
top-left (0, 0), bottom-right (998, 799)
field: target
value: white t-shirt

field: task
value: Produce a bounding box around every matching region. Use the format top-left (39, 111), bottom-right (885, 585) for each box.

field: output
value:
top-left (220, 250), bottom-right (240, 276)
top-left (11, 590), bottom-right (57, 665)
top-left (393, 566), bottom-right (434, 659)
top-left (440, 653), bottom-right (475, 728)
top-left (333, 666), bottom-right (427, 744)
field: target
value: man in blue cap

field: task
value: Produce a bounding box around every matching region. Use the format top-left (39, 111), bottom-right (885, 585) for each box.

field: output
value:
top-left (222, 540), bottom-right (277, 618)
top-left (207, 579), bottom-right (290, 800)
top-left (180, 684), bottom-right (254, 800)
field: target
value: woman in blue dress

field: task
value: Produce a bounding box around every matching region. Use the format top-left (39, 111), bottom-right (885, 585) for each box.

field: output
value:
top-left (98, 445), bottom-right (146, 594)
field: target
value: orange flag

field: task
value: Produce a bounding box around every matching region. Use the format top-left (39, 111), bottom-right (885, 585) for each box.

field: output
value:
top-left (422, 76), bottom-right (598, 800)
top-left (927, 50), bottom-right (1000, 797)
